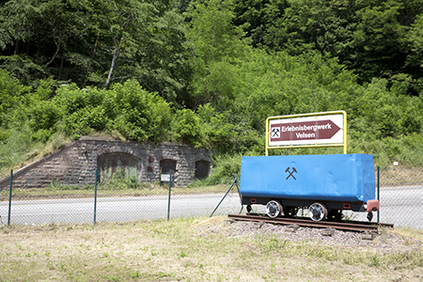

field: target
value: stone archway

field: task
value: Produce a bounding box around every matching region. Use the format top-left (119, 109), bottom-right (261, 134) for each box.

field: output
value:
top-left (160, 159), bottom-right (176, 186)
top-left (97, 153), bottom-right (140, 182)
top-left (195, 160), bottom-right (210, 179)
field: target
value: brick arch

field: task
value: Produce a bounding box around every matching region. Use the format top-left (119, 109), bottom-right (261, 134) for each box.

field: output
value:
top-left (97, 152), bottom-right (141, 182)
top-left (195, 159), bottom-right (210, 179)
top-left (96, 144), bottom-right (144, 161)
top-left (160, 159), bottom-right (177, 186)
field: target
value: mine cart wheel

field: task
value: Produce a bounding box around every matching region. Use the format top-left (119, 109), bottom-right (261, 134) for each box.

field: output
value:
top-left (367, 211), bottom-right (373, 221)
top-left (284, 206), bottom-right (298, 218)
top-left (266, 200), bottom-right (282, 218)
top-left (308, 202), bottom-right (328, 222)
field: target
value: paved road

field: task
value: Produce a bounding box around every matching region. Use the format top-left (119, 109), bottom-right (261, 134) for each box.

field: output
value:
top-left (1, 186), bottom-right (422, 230)
top-left (0, 193), bottom-right (242, 225)
top-left (376, 185), bottom-right (423, 230)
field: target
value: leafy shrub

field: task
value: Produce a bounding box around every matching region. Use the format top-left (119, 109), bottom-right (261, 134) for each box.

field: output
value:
top-left (32, 80), bottom-right (175, 142)
top-left (0, 69), bottom-right (32, 130)
top-left (28, 100), bottom-right (61, 141)
top-left (108, 80), bottom-right (173, 142)
top-left (173, 109), bottom-right (202, 146)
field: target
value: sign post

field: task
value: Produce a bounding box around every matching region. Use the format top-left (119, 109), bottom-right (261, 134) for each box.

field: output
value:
top-left (266, 111), bottom-right (347, 155)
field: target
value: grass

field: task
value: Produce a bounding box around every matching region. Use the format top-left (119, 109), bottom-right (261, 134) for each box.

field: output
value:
top-left (0, 131), bottom-right (70, 179)
top-left (0, 217), bottom-right (422, 281)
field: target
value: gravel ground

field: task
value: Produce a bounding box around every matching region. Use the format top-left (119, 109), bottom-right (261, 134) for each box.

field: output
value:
top-left (196, 218), bottom-right (423, 254)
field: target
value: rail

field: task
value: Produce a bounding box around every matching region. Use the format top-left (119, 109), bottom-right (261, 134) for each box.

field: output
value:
top-left (227, 214), bottom-right (394, 232)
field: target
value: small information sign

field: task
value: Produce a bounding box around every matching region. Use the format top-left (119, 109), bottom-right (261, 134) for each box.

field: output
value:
top-left (161, 174), bottom-right (170, 182)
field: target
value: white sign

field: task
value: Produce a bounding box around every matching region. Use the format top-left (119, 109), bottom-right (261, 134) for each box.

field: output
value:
top-left (161, 174), bottom-right (170, 181)
top-left (268, 114), bottom-right (344, 146)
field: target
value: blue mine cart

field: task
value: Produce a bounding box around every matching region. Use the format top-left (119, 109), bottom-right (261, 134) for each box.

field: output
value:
top-left (240, 154), bottom-right (379, 221)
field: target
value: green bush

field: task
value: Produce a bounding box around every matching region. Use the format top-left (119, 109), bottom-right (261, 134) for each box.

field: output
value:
top-left (0, 69), bottom-right (32, 131)
top-left (28, 100), bottom-right (61, 141)
top-left (108, 80), bottom-right (173, 143)
top-left (173, 108), bottom-right (202, 146)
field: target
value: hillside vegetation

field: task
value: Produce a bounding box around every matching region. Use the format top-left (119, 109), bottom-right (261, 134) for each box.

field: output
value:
top-left (1, 0), bottom-right (423, 179)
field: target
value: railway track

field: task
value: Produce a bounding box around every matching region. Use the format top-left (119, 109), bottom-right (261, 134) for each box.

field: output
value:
top-left (227, 214), bottom-right (394, 232)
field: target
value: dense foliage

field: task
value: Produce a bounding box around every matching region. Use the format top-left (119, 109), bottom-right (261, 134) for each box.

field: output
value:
top-left (233, 0), bottom-right (423, 88)
top-left (1, 0), bottom-right (423, 177)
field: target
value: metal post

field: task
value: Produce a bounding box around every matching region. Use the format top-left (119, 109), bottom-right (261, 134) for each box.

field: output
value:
top-left (232, 174), bottom-right (243, 214)
top-left (94, 169), bottom-right (98, 225)
top-left (7, 170), bottom-right (13, 226)
top-left (210, 174), bottom-right (238, 217)
top-left (377, 166), bottom-right (380, 223)
top-left (233, 174), bottom-right (241, 198)
top-left (167, 169), bottom-right (172, 221)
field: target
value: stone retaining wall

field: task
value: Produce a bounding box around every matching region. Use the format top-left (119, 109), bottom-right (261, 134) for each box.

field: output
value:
top-left (0, 137), bottom-right (212, 190)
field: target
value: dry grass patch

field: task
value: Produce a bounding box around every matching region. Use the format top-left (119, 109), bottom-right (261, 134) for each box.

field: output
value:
top-left (379, 165), bottom-right (423, 186)
top-left (0, 217), bottom-right (422, 281)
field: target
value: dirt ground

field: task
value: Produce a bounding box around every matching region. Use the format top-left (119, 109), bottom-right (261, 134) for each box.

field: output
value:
top-left (1, 217), bottom-right (422, 281)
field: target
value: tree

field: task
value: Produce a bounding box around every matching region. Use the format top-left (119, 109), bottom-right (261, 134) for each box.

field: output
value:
top-left (233, 0), bottom-right (289, 48)
top-left (0, 0), bottom-right (193, 102)
top-left (231, 0), bottom-right (423, 89)
top-left (405, 13), bottom-right (423, 93)
top-left (117, 0), bottom-right (193, 104)
top-left (0, 0), bottom-right (98, 85)
top-left (185, 0), bottom-right (250, 109)
top-left (351, 0), bottom-right (408, 82)
top-left (100, 0), bottom-right (155, 89)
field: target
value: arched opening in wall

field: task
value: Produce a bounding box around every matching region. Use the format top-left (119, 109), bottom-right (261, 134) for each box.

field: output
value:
top-left (97, 153), bottom-right (140, 183)
top-left (160, 159), bottom-right (176, 186)
top-left (195, 160), bottom-right (210, 179)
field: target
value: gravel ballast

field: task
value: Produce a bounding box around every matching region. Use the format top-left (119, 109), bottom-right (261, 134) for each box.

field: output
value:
top-left (195, 217), bottom-right (423, 254)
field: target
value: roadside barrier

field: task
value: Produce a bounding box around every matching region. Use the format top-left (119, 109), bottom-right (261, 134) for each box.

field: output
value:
top-left (377, 165), bottom-right (423, 230)
top-left (1, 166), bottom-right (422, 230)
top-left (0, 169), bottom-right (241, 226)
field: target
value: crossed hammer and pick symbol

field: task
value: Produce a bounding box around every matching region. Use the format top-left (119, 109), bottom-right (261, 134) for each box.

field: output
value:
top-left (285, 167), bottom-right (297, 180)
top-left (271, 127), bottom-right (280, 138)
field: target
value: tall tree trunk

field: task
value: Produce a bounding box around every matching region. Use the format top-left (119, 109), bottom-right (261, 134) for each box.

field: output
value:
top-left (104, 48), bottom-right (120, 90)
top-left (14, 40), bottom-right (20, 55)
top-left (45, 40), bottom-right (60, 67)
